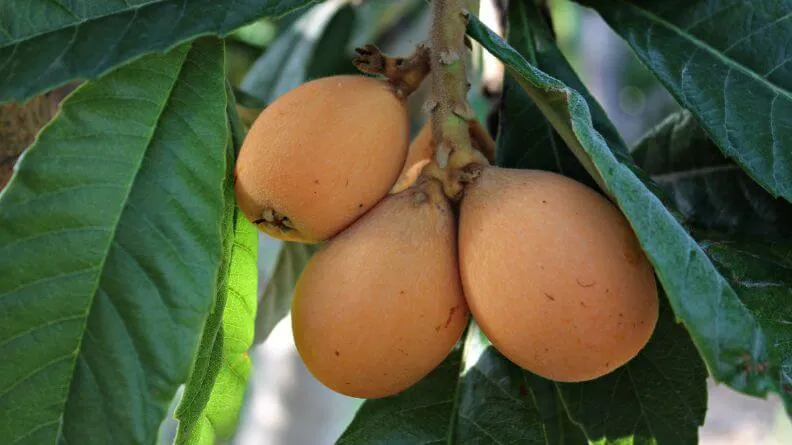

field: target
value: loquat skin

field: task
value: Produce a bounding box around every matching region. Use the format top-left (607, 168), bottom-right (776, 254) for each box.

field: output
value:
top-left (235, 75), bottom-right (409, 243)
top-left (390, 122), bottom-right (434, 194)
top-left (292, 180), bottom-right (468, 398)
top-left (459, 168), bottom-right (658, 382)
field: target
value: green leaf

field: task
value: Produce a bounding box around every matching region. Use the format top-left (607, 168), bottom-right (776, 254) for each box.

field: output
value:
top-left (241, 1), bottom-right (356, 104)
top-left (0, 37), bottom-right (228, 444)
top-left (467, 13), bottom-right (789, 413)
top-left (174, 87), bottom-right (259, 444)
top-left (0, 0), bottom-right (318, 104)
top-left (497, 0), bottom-right (624, 191)
top-left (338, 324), bottom-right (585, 445)
top-left (702, 239), bottom-right (792, 413)
top-left (175, 213), bottom-right (259, 444)
top-left (254, 242), bottom-right (319, 344)
top-left (576, 0), bottom-right (792, 203)
top-left (632, 111), bottom-right (792, 240)
top-left (631, 111), bottom-right (792, 413)
top-left (559, 299), bottom-right (707, 445)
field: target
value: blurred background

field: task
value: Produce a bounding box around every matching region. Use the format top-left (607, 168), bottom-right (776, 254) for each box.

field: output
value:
top-left (4, 0), bottom-right (783, 443)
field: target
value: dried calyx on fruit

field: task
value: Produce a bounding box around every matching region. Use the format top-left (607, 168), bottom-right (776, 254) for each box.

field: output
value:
top-left (234, 75), bottom-right (409, 243)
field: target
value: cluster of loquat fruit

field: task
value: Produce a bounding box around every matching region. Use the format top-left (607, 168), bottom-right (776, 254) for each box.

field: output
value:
top-left (234, 73), bottom-right (658, 399)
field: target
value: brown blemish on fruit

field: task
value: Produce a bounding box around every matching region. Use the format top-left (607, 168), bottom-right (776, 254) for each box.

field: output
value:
top-left (444, 305), bottom-right (460, 328)
top-left (544, 293), bottom-right (555, 301)
top-left (576, 278), bottom-right (596, 288)
top-left (334, 350), bottom-right (340, 357)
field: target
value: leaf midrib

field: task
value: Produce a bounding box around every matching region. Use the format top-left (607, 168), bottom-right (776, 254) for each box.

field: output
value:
top-left (53, 43), bottom-right (192, 439)
top-left (614, 0), bottom-right (792, 102)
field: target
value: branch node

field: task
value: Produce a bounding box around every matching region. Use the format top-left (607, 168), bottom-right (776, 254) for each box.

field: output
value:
top-left (422, 99), bottom-right (439, 114)
top-left (353, 43), bottom-right (431, 97)
top-left (438, 50), bottom-right (461, 65)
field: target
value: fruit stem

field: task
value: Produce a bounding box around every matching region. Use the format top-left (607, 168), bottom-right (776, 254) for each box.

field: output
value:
top-left (427, 0), bottom-right (488, 199)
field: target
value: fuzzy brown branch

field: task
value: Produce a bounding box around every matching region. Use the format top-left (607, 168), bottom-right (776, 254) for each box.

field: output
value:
top-left (427, 0), bottom-right (488, 199)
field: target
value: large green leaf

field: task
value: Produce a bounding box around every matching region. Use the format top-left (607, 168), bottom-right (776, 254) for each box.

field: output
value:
top-left (254, 242), bottom-right (319, 344)
top-left (467, 12), bottom-right (789, 412)
top-left (0, 0), bottom-right (318, 104)
top-left (175, 212), bottom-right (258, 444)
top-left (631, 110), bottom-right (792, 414)
top-left (702, 239), bottom-right (792, 413)
top-left (240, 1), bottom-right (356, 104)
top-left (497, 0), bottom-right (623, 191)
top-left (632, 111), bottom-right (792, 239)
top-left (576, 0), bottom-right (792, 204)
top-left (174, 87), bottom-right (259, 444)
top-left (0, 38), bottom-right (228, 444)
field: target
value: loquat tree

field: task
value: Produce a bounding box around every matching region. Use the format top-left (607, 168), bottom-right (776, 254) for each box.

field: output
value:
top-left (1, 0), bottom-right (790, 444)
